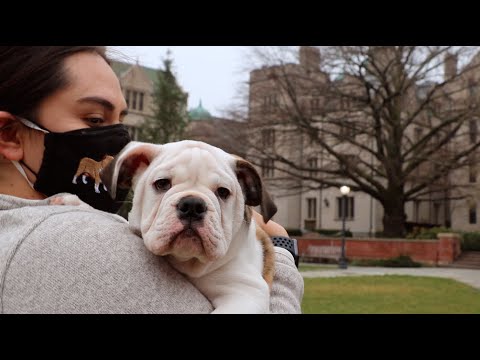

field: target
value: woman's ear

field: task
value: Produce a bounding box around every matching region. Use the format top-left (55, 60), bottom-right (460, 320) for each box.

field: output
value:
top-left (0, 111), bottom-right (23, 161)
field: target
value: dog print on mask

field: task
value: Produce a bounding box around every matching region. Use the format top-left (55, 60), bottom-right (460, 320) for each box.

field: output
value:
top-left (72, 155), bottom-right (114, 193)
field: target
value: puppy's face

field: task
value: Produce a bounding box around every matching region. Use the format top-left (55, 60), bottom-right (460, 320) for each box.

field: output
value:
top-left (101, 140), bottom-right (277, 275)
top-left (134, 142), bottom-right (243, 264)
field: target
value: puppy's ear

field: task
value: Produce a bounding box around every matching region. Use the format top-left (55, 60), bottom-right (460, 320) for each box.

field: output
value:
top-left (100, 141), bottom-right (161, 199)
top-left (235, 159), bottom-right (277, 223)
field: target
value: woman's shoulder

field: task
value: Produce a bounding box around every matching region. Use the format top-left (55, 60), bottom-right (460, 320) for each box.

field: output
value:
top-left (0, 194), bottom-right (143, 260)
top-left (1, 193), bottom-right (129, 237)
top-left (0, 195), bottom-right (214, 314)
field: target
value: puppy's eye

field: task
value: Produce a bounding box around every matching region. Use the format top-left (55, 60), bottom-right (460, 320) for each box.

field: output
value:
top-left (217, 187), bottom-right (230, 200)
top-left (154, 179), bottom-right (172, 191)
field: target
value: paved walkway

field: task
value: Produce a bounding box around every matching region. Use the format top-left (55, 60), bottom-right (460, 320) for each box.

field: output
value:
top-left (301, 265), bottom-right (480, 290)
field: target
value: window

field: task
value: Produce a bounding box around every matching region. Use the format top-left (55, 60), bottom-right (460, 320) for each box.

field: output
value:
top-left (433, 202), bottom-right (440, 225)
top-left (413, 200), bottom-right (420, 222)
top-left (309, 130), bottom-right (318, 145)
top-left (340, 97), bottom-right (348, 110)
top-left (139, 92), bottom-right (144, 111)
top-left (469, 119), bottom-right (477, 144)
top-left (337, 196), bottom-right (355, 219)
top-left (126, 89), bottom-right (144, 112)
top-left (340, 121), bottom-right (356, 139)
top-left (414, 127), bottom-right (423, 142)
top-left (261, 129), bottom-right (275, 147)
top-left (262, 94), bottom-right (278, 111)
top-left (132, 91), bottom-right (137, 110)
top-left (271, 95), bottom-right (278, 106)
top-left (340, 154), bottom-right (358, 173)
top-left (307, 157), bottom-right (318, 177)
top-left (311, 98), bottom-right (320, 113)
top-left (469, 204), bottom-right (477, 224)
top-left (125, 90), bottom-right (131, 108)
top-left (307, 198), bottom-right (317, 219)
top-left (261, 159), bottom-right (274, 178)
top-left (345, 154), bottom-right (357, 164)
top-left (468, 79), bottom-right (479, 97)
top-left (469, 164), bottom-right (477, 183)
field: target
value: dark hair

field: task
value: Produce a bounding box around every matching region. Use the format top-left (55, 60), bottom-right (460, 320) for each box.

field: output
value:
top-left (0, 46), bottom-right (108, 121)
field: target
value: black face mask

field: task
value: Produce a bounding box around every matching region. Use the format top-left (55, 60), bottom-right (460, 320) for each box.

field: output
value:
top-left (14, 118), bottom-right (132, 213)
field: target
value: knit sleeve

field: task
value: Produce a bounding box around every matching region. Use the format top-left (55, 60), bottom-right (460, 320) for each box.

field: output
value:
top-left (269, 247), bottom-right (305, 314)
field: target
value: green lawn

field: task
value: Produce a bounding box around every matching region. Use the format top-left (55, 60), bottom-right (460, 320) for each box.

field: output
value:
top-left (302, 275), bottom-right (480, 314)
top-left (299, 263), bottom-right (336, 272)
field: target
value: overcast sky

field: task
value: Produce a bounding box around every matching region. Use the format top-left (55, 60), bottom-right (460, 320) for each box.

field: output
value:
top-left (109, 46), bottom-right (253, 117)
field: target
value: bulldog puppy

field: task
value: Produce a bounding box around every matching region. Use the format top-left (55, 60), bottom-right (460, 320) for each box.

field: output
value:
top-left (97, 140), bottom-right (278, 314)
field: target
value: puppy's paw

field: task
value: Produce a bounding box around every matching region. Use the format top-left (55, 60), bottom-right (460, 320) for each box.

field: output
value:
top-left (49, 195), bottom-right (93, 210)
top-left (49, 196), bottom-right (66, 206)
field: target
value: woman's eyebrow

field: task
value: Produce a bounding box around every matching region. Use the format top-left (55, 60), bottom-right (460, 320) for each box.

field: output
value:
top-left (77, 96), bottom-right (129, 116)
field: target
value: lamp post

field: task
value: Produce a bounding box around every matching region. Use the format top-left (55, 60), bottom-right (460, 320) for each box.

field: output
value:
top-left (339, 185), bottom-right (350, 269)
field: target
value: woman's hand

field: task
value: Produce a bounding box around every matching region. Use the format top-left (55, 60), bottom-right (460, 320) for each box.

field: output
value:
top-left (252, 210), bottom-right (289, 237)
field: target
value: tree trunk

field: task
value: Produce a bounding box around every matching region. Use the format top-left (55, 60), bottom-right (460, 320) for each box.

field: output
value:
top-left (382, 195), bottom-right (407, 238)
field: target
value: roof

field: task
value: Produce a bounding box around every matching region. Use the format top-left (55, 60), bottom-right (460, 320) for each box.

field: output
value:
top-left (188, 100), bottom-right (212, 120)
top-left (110, 60), bottom-right (161, 86)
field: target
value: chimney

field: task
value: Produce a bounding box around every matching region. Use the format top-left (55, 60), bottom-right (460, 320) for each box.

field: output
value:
top-left (444, 53), bottom-right (458, 80)
top-left (299, 46), bottom-right (321, 72)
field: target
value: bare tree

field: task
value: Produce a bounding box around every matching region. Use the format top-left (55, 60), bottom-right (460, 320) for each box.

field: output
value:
top-left (233, 46), bottom-right (480, 237)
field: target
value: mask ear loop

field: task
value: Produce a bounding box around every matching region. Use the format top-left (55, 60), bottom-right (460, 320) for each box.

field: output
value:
top-left (15, 117), bottom-right (49, 134)
top-left (11, 160), bottom-right (35, 188)
top-left (1, 117), bottom-right (49, 189)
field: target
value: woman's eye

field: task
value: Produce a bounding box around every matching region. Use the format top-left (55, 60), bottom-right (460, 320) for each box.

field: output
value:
top-left (217, 187), bottom-right (230, 200)
top-left (85, 117), bottom-right (105, 125)
top-left (154, 179), bottom-right (172, 191)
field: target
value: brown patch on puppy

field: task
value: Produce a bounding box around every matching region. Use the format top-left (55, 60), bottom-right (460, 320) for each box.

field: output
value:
top-left (256, 223), bottom-right (276, 290)
top-left (244, 205), bottom-right (252, 224)
top-left (235, 159), bottom-right (277, 223)
top-left (233, 153), bottom-right (277, 292)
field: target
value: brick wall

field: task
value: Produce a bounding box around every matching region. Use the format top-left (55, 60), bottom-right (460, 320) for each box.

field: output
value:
top-left (298, 233), bottom-right (462, 266)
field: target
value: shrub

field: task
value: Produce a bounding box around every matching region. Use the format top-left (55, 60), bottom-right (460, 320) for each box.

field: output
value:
top-left (405, 221), bottom-right (441, 233)
top-left (461, 232), bottom-right (480, 251)
top-left (313, 229), bottom-right (353, 237)
top-left (406, 226), bottom-right (451, 239)
top-left (351, 255), bottom-right (422, 268)
top-left (405, 227), bottom-right (480, 251)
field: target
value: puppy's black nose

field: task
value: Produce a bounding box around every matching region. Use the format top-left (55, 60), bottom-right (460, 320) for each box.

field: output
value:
top-left (177, 196), bottom-right (207, 222)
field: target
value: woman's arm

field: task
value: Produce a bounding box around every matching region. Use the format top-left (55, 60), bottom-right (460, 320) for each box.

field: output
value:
top-left (252, 210), bottom-right (305, 314)
top-left (252, 210), bottom-right (289, 237)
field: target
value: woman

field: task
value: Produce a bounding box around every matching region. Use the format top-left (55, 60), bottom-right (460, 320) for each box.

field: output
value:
top-left (0, 46), bottom-right (303, 313)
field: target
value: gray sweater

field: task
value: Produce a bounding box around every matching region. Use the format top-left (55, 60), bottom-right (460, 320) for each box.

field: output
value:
top-left (0, 194), bottom-right (304, 314)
